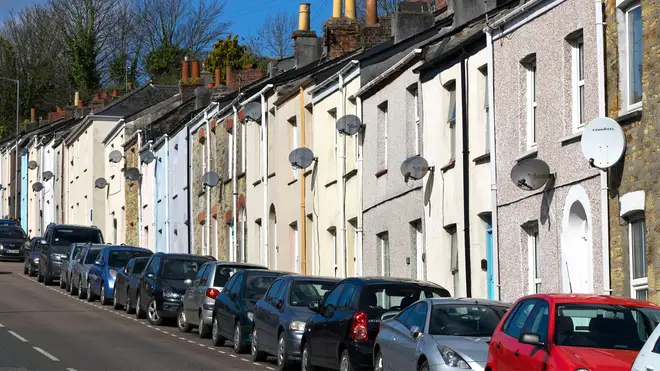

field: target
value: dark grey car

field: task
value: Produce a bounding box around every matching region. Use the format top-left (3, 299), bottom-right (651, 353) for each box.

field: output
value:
top-left (252, 275), bottom-right (339, 370)
top-left (70, 244), bottom-right (104, 299)
top-left (60, 243), bottom-right (87, 291)
top-left (0, 225), bottom-right (28, 261)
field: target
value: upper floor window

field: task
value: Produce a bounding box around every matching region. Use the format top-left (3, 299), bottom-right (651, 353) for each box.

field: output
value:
top-left (525, 58), bottom-right (537, 148)
top-left (571, 34), bottom-right (585, 130)
top-left (629, 213), bottom-right (647, 300)
top-left (480, 65), bottom-right (490, 153)
top-left (378, 102), bottom-right (388, 169)
top-left (625, 3), bottom-right (643, 110)
top-left (445, 81), bottom-right (457, 161)
top-left (288, 116), bottom-right (298, 180)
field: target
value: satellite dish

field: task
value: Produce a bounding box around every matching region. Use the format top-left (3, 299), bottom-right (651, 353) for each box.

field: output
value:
top-left (108, 150), bottom-right (123, 163)
top-left (95, 177), bottom-right (108, 189)
top-left (400, 156), bottom-right (430, 182)
top-left (276, 58), bottom-right (296, 73)
top-left (288, 147), bottom-right (316, 169)
top-left (202, 171), bottom-right (220, 187)
top-left (244, 102), bottom-right (262, 122)
top-left (140, 150), bottom-right (155, 164)
top-left (581, 117), bottom-right (626, 169)
top-left (336, 114), bottom-right (362, 136)
top-left (28, 160), bottom-right (38, 170)
top-left (124, 167), bottom-right (140, 181)
top-left (32, 182), bottom-right (43, 192)
top-left (510, 159), bottom-right (552, 191)
top-left (42, 171), bottom-right (54, 181)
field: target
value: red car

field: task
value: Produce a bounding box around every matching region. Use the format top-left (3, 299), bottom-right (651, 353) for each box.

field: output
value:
top-left (486, 294), bottom-right (660, 371)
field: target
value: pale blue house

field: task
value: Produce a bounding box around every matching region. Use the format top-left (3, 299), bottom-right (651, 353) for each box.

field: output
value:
top-left (153, 135), bottom-right (169, 253)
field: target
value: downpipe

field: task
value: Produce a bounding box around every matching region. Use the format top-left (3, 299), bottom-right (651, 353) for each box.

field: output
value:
top-left (460, 52), bottom-right (472, 297)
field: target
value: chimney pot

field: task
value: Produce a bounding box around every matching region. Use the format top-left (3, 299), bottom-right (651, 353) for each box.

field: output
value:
top-left (366, 0), bottom-right (377, 24)
top-left (74, 92), bottom-right (80, 107)
top-left (112, 89), bottom-right (119, 97)
top-left (56, 106), bottom-right (62, 113)
top-left (77, 100), bottom-right (83, 108)
top-left (191, 61), bottom-right (201, 79)
top-left (215, 68), bottom-right (221, 87)
top-left (345, 0), bottom-right (356, 20)
top-left (332, 0), bottom-right (341, 17)
top-left (298, 3), bottom-right (311, 31)
top-left (127, 81), bottom-right (133, 90)
top-left (182, 58), bottom-right (190, 80)
top-left (30, 108), bottom-right (35, 122)
top-left (207, 82), bottom-right (214, 89)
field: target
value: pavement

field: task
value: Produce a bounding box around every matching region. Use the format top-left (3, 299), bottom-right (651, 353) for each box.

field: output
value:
top-left (0, 261), bottom-right (279, 371)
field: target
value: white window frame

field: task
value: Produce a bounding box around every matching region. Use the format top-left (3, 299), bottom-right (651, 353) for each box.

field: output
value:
top-left (291, 222), bottom-right (299, 273)
top-left (379, 102), bottom-right (388, 168)
top-left (413, 87), bottom-right (421, 155)
top-left (228, 131), bottom-right (233, 178)
top-left (330, 227), bottom-right (338, 276)
top-left (628, 214), bottom-right (647, 299)
top-left (446, 82), bottom-right (457, 161)
top-left (330, 110), bottom-right (338, 177)
top-left (379, 232), bottom-right (390, 277)
top-left (354, 103), bottom-right (359, 168)
top-left (241, 121), bottom-right (246, 173)
top-left (527, 226), bottom-right (541, 294)
top-left (483, 67), bottom-right (490, 153)
top-left (624, 3), bottom-right (643, 112)
top-left (290, 117), bottom-right (298, 180)
top-left (571, 35), bottom-right (585, 131)
top-left (526, 60), bottom-right (537, 148)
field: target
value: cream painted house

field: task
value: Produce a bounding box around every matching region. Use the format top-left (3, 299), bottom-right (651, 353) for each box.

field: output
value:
top-left (102, 123), bottom-right (127, 244)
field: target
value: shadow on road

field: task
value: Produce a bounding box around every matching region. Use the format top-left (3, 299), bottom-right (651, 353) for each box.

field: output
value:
top-left (0, 271), bottom-right (12, 275)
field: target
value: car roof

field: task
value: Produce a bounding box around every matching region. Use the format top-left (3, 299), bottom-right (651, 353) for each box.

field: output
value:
top-left (428, 297), bottom-right (512, 306)
top-left (205, 261), bottom-right (268, 268)
top-left (159, 253), bottom-right (214, 260)
top-left (521, 293), bottom-right (660, 308)
top-left (50, 224), bottom-right (100, 230)
top-left (290, 275), bottom-right (341, 283)
top-left (244, 269), bottom-right (292, 276)
top-left (347, 276), bottom-right (446, 287)
top-left (103, 245), bottom-right (150, 251)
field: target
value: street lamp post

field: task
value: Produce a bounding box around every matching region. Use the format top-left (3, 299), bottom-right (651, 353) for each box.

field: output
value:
top-left (0, 77), bottom-right (20, 218)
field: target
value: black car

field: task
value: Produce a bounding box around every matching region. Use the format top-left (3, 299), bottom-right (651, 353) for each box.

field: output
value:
top-left (113, 256), bottom-right (149, 312)
top-left (0, 225), bottom-right (28, 261)
top-left (23, 237), bottom-right (41, 275)
top-left (211, 269), bottom-right (291, 354)
top-left (300, 277), bottom-right (451, 371)
top-left (252, 275), bottom-right (339, 370)
top-left (135, 253), bottom-right (214, 326)
top-left (38, 224), bottom-right (104, 285)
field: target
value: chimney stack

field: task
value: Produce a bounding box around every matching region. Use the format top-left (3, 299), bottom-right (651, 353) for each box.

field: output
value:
top-left (30, 108), bottom-right (35, 122)
top-left (226, 65), bottom-right (233, 90)
top-left (299, 3), bottom-right (310, 30)
top-left (392, 1), bottom-right (434, 43)
top-left (215, 68), bottom-right (222, 87)
top-left (345, 0), bottom-right (356, 19)
top-left (74, 92), bottom-right (80, 107)
top-left (332, 0), bottom-right (341, 17)
top-left (194, 86), bottom-right (212, 110)
top-left (77, 100), bottom-right (83, 108)
top-left (56, 106), bottom-right (62, 113)
top-left (191, 60), bottom-right (201, 79)
top-left (127, 81), bottom-right (133, 90)
top-left (182, 56), bottom-right (190, 80)
top-left (366, 0), bottom-right (377, 24)
top-left (293, 3), bottom-right (322, 68)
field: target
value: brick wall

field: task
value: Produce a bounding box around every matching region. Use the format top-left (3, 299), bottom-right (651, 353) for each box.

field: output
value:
top-left (124, 142), bottom-right (139, 246)
top-left (227, 67), bottom-right (263, 92)
top-left (604, 0), bottom-right (660, 301)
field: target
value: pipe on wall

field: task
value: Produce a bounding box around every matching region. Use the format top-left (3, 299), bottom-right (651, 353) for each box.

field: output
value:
top-left (261, 92), bottom-right (269, 267)
top-left (205, 118), bottom-right (211, 257)
top-left (338, 73), bottom-right (347, 278)
top-left (187, 123), bottom-right (193, 254)
top-left (355, 96), bottom-right (364, 277)
top-left (300, 86), bottom-right (307, 274)
top-left (137, 130), bottom-right (143, 247)
top-left (460, 51), bottom-right (472, 298)
top-left (232, 105), bottom-right (239, 262)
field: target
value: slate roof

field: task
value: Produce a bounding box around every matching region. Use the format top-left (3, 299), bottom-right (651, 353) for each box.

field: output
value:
top-left (92, 84), bottom-right (179, 118)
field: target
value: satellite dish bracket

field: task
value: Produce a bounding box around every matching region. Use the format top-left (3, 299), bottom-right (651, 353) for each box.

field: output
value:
top-left (292, 156), bottom-right (318, 170)
top-left (587, 158), bottom-right (608, 171)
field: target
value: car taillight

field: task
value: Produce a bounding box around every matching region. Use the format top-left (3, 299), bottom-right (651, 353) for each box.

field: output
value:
top-left (351, 312), bottom-right (368, 341)
top-left (206, 288), bottom-right (220, 299)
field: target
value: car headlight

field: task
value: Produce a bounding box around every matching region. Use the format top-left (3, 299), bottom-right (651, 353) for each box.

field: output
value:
top-left (289, 321), bottom-right (306, 332)
top-left (34, 257), bottom-right (39, 263)
top-left (438, 345), bottom-right (471, 369)
top-left (163, 290), bottom-right (181, 300)
top-left (247, 312), bottom-right (254, 322)
top-left (108, 269), bottom-right (117, 278)
top-left (51, 254), bottom-right (60, 261)
top-left (0, 244), bottom-right (4, 251)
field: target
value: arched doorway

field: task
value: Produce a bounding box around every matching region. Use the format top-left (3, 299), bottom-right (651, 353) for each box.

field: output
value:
top-left (268, 204), bottom-right (277, 269)
top-left (561, 185), bottom-right (593, 294)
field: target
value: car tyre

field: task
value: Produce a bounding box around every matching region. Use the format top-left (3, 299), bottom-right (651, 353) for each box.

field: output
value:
top-left (251, 327), bottom-right (267, 362)
top-left (86, 281), bottom-right (97, 302)
top-left (211, 316), bottom-right (226, 347)
top-left (113, 288), bottom-right (123, 310)
top-left (37, 272), bottom-right (44, 282)
top-left (233, 321), bottom-right (247, 354)
top-left (340, 349), bottom-right (355, 371)
top-left (374, 351), bottom-right (384, 371)
top-left (301, 342), bottom-right (316, 371)
top-left (100, 284), bottom-right (110, 305)
top-left (70, 280), bottom-right (79, 296)
top-left (135, 293), bottom-right (146, 319)
top-left (126, 289), bottom-right (136, 314)
top-left (277, 331), bottom-right (292, 371)
top-left (23, 265), bottom-right (28, 275)
top-left (177, 311), bottom-right (192, 333)
top-left (66, 276), bottom-right (71, 292)
top-left (43, 272), bottom-right (53, 286)
top-left (418, 360), bottom-right (429, 371)
top-left (77, 279), bottom-right (86, 299)
top-left (59, 277), bottom-right (66, 289)
top-left (147, 298), bottom-right (163, 326)
top-left (198, 314), bottom-right (211, 338)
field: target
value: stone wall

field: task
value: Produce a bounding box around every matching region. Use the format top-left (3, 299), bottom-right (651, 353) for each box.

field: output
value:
top-left (124, 141), bottom-right (139, 246)
top-left (605, 0), bottom-right (660, 301)
top-left (192, 127), bottom-right (205, 255)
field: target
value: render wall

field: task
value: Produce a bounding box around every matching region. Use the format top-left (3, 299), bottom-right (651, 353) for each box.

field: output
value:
top-left (27, 145), bottom-right (40, 237)
top-left (124, 141), bottom-right (139, 246)
top-left (154, 143), bottom-right (168, 252)
top-left (42, 141), bottom-right (55, 228)
top-left (168, 129), bottom-right (189, 254)
top-left (140, 147), bottom-right (156, 251)
top-left (104, 128), bottom-right (126, 245)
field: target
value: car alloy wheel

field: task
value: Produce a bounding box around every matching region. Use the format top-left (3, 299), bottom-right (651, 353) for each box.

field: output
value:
top-left (135, 293), bottom-right (147, 319)
top-left (301, 343), bottom-right (316, 371)
top-left (198, 315), bottom-right (211, 338)
top-left (113, 288), bottom-right (122, 310)
top-left (86, 281), bottom-right (95, 302)
top-left (100, 285), bottom-right (106, 304)
top-left (374, 351), bottom-right (384, 371)
top-left (178, 311), bottom-right (192, 333)
top-left (251, 328), bottom-right (266, 362)
top-left (59, 276), bottom-right (66, 289)
top-left (125, 290), bottom-right (135, 314)
top-left (211, 316), bottom-right (225, 346)
top-left (147, 299), bottom-right (162, 325)
top-left (340, 350), bottom-right (354, 371)
top-left (233, 323), bottom-right (242, 353)
top-left (419, 361), bottom-right (429, 371)
top-left (277, 332), bottom-right (289, 370)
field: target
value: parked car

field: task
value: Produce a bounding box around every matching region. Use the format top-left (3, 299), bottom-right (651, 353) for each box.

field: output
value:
top-left (38, 224), bottom-right (104, 285)
top-left (374, 298), bottom-right (510, 371)
top-left (300, 277), bottom-right (451, 371)
top-left (0, 225), bottom-right (28, 261)
top-left (23, 238), bottom-right (41, 276)
top-left (252, 275), bottom-right (339, 370)
top-left (60, 243), bottom-right (87, 291)
top-left (211, 269), bottom-right (291, 353)
top-left (486, 294), bottom-right (660, 371)
top-left (113, 256), bottom-right (150, 313)
top-left (87, 245), bottom-right (152, 305)
top-left (632, 314), bottom-right (660, 371)
top-left (69, 244), bottom-right (104, 299)
top-left (135, 253), bottom-right (214, 326)
top-left (179, 262), bottom-right (267, 338)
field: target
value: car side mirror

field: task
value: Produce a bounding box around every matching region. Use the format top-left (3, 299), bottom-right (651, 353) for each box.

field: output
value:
top-left (94, 260), bottom-right (103, 266)
top-left (410, 326), bottom-right (421, 339)
top-left (276, 300), bottom-right (283, 310)
top-left (519, 333), bottom-right (545, 347)
top-left (39, 239), bottom-right (48, 245)
top-left (308, 300), bottom-right (320, 313)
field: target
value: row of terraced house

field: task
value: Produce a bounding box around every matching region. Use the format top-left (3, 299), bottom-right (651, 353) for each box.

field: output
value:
top-left (0, 0), bottom-right (657, 303)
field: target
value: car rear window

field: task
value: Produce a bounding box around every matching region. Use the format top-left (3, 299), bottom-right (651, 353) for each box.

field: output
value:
top-left (161, 258), bottom-right (207, 280)
top-left (84, 249), bottom-right (102, 264)
top-left (213, 265), bottom-right (266, 287)
top-left (53, 228), bottom-right (103, 245)
top-left (108, 250), bottom-right (150, 268)
top-left (243, 273), bottom-right (279, 300)
top-left (360, 284), bottom-right (451, 317)
top-left (290, 280), bottom-right (337, 307)
top-left (429, 304), bottom-right (505, 336)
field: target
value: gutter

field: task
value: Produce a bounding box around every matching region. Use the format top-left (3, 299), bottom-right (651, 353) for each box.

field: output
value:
top-left (354, 49), bottom-right (422, 98)
top-left (489, 0), bottom-right (565, 41)
top-left (308, 60), bottom-right (359, 95)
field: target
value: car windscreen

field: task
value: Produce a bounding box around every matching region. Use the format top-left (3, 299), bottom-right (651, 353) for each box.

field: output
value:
top-left (213, 265), bottom-right (265, 287)
top-left (429, 304), bottom-right (506, 336)
top-left (161, 259), bottom-right (206, 280)
top-left (555, 304), bottom-right (660, 350)
top-left (84, 249), bottom-right (102, 264)
top-left (243, 274), bottom-right (278, 300)
top-left (290, 280), bottom-right (337, 307)
top-left (108, 250), bottom-right (149, 268)
top-left (360, 284), bottom-right (451, 318)
top-left (0, 226), bottom-right (26, 239)
top-left (132, 258), bottom-right (148, 274)
top-left (53, 228), bottom-right (103, 246)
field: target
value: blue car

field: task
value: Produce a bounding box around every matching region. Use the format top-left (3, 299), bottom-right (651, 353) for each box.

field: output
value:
top-left (87, 246), bottom-right (153, 305)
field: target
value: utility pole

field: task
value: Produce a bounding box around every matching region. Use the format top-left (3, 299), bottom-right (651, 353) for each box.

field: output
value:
top-left (0, 77), bottom-right (20, 218)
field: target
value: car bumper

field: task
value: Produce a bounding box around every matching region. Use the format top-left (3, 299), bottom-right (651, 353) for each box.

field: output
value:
top-left (346, 340), bottom-right (375, 371)
top-left (286, 330), bottom-right (304, 359)
top-left (429, 361), bottom-right (485, 371)
top-left (0, 250), bottom-right (23, 260)
top-left (159, 299), bottom-right (183, 318)
top-left (202, 304), bottom-right (214, 325)
top-left (48, 261), bottom-right (62, 277)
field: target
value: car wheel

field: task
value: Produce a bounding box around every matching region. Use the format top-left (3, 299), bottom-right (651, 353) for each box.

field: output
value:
top-left (66, 276), bottom-right (71, 292)
top-left (59, 277), bottom-right (66, 289)
top-left (301, 342), bottom-right (316, 371)
top-left (70, 280), bottom-right (78, 296)
top-left (29, 268), bottom-right (36, 277)
top-left (135, 294), bottom-right (146, 319)
top-left (277, 331), bottom-right (291, 370)
top-left (233, 321), bottom-right (247, 354)
top-left (113, 288), bottom-right (123, 310)
top-left (126, 289), bottom-right (136, 314)
top-left (37, 272), bottom-right (44, 282)
top-left (340, 350), bottom-right (355, 371)
top-left (198, 314), bottom-right (211, 338)
top-left (147, 298), bottom-right (162, 325)
top-left (23, 265), bottom-right (28, 275)
top-left (251, 327), bottom-right (267, 362)
top-left (86, 281), bottom-right (96, 302)
top-left (178, 311), bottom-right (192, 333)
top-left (211, 316), bottom-right (226, 346)
top-left (77, 278), bottom-right (86, 299)
top-left (418, 360), bottom-right (429, 371)
top-left (100, 284), bottom-right (110, 305)
top-left (374, 351), bottom-right (384, 371)
top-left (44, 272), bottom-right (53, 286)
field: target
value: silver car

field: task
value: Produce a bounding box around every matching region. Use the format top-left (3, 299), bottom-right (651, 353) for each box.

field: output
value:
top-left (70, 244), bottom-right (104, 300)
top-left (374, 298), bottom-right (510, 371)
top-left (178, 261), bottom-right (267, 337)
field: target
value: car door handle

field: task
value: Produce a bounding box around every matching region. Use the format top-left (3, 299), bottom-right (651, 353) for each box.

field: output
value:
top-left (514, 351), bottom-right (519, 357)
top-left (646, 365), bottom-right (655, 371)
top-left (495, 342), bottom-right (501, 349)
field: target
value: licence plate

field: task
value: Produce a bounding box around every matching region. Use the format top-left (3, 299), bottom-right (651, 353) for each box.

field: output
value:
top-left (5, 249), bottom-right (18, 254)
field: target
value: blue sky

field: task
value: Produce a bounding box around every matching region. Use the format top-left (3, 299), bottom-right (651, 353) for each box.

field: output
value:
top-left (0, 0), bottom-right (333, 41)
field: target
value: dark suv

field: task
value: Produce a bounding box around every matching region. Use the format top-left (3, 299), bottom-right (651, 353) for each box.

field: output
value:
top-left (0, 225), bottom-right (28, 261)
top-left (300, 277), bottom-right (451, 371)
top-left (38, 224), bottom-right (104, 285)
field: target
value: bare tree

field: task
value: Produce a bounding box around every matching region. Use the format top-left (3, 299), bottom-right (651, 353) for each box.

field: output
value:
top-left (355, 0), bottom-right (436, 21)
top-left (249, 9), bottom-right (297, 59)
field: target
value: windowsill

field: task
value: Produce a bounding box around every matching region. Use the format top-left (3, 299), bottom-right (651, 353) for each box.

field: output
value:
top-left (516, 148), bottom-right (538, 162)
top-left (287, 178), bottom-right (298, 186)
top-left (223, 178), bottom-right (232, 185)
top-left (237, 172), bottom-right (246, 180)
top-left (197, 190), bottom-right (206, 197)
top-left (473, 153), bottom-right (490, 165)
top-left (440, 159), bottom-right (455, 172)
top-left (252, 179), bottom-right (262, 187)
top-left (304, 169), bottom-right (313, 177)
top-left (344, 168), bottom-right (358, 180)
top-left (325, 179), bottom-right (337, 187)
top-left (616, 109), bottom-right (643, 125)
top-left (268, 172), bottom-right (276, 179)
top-left (375, 169), bottom-right (388, 178)
top-left (559, 131), bottom-right (583, 146)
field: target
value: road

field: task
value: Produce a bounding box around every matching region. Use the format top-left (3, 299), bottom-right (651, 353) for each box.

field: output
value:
top-left (0, 261), bottom-right (279, 371)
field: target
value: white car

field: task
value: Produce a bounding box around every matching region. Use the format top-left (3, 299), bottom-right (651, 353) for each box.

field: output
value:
top-left (632, 322), bottom-right (660, 371)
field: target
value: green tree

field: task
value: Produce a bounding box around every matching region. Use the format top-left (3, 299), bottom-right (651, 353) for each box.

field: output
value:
top-left (145, 43), bottom-right (189, 84)
top-left (205, 34), bottom-right (255, 84)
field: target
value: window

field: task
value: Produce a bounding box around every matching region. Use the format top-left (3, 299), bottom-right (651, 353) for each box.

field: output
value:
top-left (289, 117), bottom-right (298, 179)
top-left (330, 109), bottom-right (338, 176)
top-left (412, 220), bottom-right (424, 280)
top-left (329, 227), bottom-right (337, 277)
top-left (113, 218), bottom-right (118, 244)
top-left (629, 214), bottom-right (647, 299)
top-left (446, 82), bottom-right (457, 160)
top-left (408, 85), bottom-right (421, 155)
top-left (571, 35), bottom-right (585, 129)
top-left (290, 222), bottom-right (299, 273)
top-left (256, 219), bottom-right (263, 265)
top-left (265, 278), bottom-right (282, 303)
top-left (379, 232), bottom-right (390, 277)
top-left (337, 283), bottom-right (357, 310)
top-left (228, 130), bottom-right (233, 178)
top-left (290, 280), bottom-right (336, 307)
top-left (625, 3), bottom-right (643, 110)
top-left (241, 121), bottom-right (246, 173)
top-left (447, 225), bottom-right (459, 296)
top-left (504, 299), bottom-right (537, 339)
top-left (524, 300), bottom-right (549, 342)
top-left (481, 66), bottom-right (490, 153)
top-left (403, 302), bottom-right (428, 331)
top-left (378, 102), bottom-right (388, 169)
top-left (527, 225), bottom-right (541, 294)
top-left (526, 59), bottom-right (537, 147)
top-left (322, 283), bottom-right (345, 313)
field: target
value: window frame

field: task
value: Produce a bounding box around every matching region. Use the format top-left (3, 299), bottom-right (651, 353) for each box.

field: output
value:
top-left (289, 116), bottom-right (298, 180)
top-left (571, 34), bottom-right (586, 130)
top-left (527, 225), bottom-right (541, 294)
top-left (445, 81), bottom-right (457, 161)
top-left (378, 102), bottom-right (389, 169)
top-left (228, 130), bottom-right (233, 179)
top-left (526, 60), bottom-right (537, 148)
top-left (624, 2), bottom-right (643, 112)
top-left (379, 232), bottom-right (390, 277)
top-left (503, 299), bottom-right (538, 339)
top-left (628, 213), bottom-right (647, 299)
